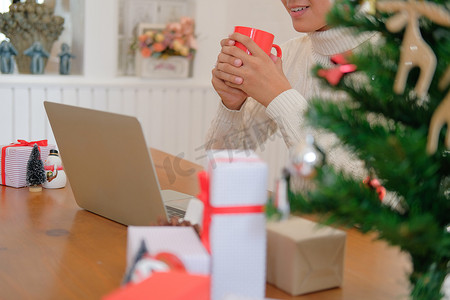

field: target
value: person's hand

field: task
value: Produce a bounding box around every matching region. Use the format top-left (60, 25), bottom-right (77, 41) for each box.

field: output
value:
top-left (211, 38), bottom-right (248, 110)
top-left (217, 32), bottom-right (292, 107)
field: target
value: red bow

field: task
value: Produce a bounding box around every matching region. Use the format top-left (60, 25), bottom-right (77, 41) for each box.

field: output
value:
top-left (1, 139), bottom-right (48, 185)
top-left (197, 170), bottom-right (264, 253)
top-left (16, 139), bottom-right (48, 147)
top-left (317, 53), bottom-right (357, 86)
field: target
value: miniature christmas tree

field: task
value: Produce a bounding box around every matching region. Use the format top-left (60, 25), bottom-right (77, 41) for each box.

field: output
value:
top-left (286, 0), bottom-right (449, 299)
top-left (26, 143), bottom-right (46, 192)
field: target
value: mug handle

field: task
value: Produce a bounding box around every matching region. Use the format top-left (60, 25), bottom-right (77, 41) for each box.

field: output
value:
top-left (272, 44), bottom-right (282, 58)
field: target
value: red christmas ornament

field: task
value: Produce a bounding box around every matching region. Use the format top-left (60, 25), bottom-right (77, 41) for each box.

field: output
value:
top-left (317, 53), bottom-right (357, 86)
top-left (363, 176), bottom-right (387, 201)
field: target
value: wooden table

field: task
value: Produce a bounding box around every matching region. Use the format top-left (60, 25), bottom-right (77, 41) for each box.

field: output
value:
top-left (0, 148), bottom-right (411, 300)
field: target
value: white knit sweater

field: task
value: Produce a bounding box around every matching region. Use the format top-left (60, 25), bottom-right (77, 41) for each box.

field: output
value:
top-left (206, 28), bottom-right (377, 179)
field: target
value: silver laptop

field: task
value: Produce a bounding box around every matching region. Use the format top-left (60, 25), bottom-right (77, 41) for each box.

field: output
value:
top-left (44, 101), bottom-right (193, 226)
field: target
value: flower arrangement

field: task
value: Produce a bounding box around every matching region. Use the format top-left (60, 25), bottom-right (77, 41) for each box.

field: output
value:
top-left (134, 17), bottom-right (197, 60)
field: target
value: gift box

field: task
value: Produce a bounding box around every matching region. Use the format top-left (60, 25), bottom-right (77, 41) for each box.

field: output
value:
top-left (198, 150), bottom-right (268, 300)
top-left (127, 226), bottom-right (210, 276)
top-left (103, 270), bottom-right (210, 300)
top-left (266, 216), bottom-right (346, 295)
top-left (0, 140), bottom-right (56, 188)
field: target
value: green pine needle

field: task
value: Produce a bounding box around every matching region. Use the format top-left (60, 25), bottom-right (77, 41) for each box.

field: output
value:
top-left (288, 0), bottom-right (450, 298)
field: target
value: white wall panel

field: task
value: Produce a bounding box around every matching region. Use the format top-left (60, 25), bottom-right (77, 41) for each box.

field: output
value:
top-left (147, 88), bottom-right (164, 151)
top-left (107, 87), bottom-right (123, 114)
top-left (190, 88), bottom-right (207, 154)
top-left (0, 89), bottom-right (14, 144)
top-left (122, 89), bottom-right (137, 116)
top-left (43, 90), bottom-right (63, 145)
top-left (77, 87), bottom-right (93, 109)
top-left (29, 88), bottom-right (47, 142)
top-left (135, 88), bottom-right (151, 145)
top-left (46, 88), bottom-right (63, 103)
top-left (161, 88), bottom-right (178, 156)
top-left (92, 88), bottom-right (108, 111)
top-left (43, 98), bottom-right (59, 146)
top-left (13, 87), bottom-right (30, 142)
top-left (61, 87), bottom-right (79, 106)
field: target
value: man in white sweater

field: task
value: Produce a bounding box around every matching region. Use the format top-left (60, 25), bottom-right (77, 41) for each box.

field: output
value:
top-left (207, 0), bottom-right (377, 179)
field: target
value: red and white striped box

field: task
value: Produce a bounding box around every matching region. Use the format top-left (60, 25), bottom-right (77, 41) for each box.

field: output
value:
top-left (0, 140), bottom-right (56, 188)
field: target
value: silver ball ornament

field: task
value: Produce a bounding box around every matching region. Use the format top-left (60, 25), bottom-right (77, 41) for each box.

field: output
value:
top-left (289, 134), bottom-right (323, 179)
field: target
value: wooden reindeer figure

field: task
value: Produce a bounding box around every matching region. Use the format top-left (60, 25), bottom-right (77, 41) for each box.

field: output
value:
top-left (377, 0), bottom-right (450, 98)
top-left (427, 67), bottom-right (450, 154)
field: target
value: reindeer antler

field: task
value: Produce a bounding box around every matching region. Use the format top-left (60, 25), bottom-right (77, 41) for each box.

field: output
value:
top-left (427, 66), bottom-right (450, 154)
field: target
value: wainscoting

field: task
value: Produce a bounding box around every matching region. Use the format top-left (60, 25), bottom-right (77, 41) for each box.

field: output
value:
top-left (0, 78), bottom-right (288, 188)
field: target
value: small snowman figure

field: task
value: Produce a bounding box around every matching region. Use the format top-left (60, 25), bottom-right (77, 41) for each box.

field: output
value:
top-left (43, 149), bottom-right (67, 189)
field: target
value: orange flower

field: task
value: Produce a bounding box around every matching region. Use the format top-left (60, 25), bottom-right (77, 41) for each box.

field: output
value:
top-left (152, 42), bottom-right (166, 53)
top-left (141, 47), bottom-right (152, 57)
top-left (138, 34), bottom-right (148, 43)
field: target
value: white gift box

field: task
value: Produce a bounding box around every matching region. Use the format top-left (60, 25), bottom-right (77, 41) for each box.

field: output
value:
top-left (127, 226), bottom-right (210, 276)
top-left (201, 150), bottom-right (268, 300)
top-left (0, 140), bottom-right (55, 188)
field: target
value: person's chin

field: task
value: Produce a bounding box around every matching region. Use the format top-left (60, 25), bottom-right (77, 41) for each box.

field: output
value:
top-left (293, 21), bottom-right (329, 33)
top-left (293, 24), bottom-right (313, 33)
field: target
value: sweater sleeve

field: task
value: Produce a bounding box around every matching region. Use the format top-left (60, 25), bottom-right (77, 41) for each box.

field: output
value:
top-left (206, 88), bottom-right (308, 151)
top-left (266, 89), bottom-right (308, 149)
top-left (205, 98), bottom-right (278, 150)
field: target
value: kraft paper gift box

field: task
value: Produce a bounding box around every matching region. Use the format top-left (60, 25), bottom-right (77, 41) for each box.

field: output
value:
top-left (266, 216), bottom-right (346, 295)
top-left (127, 226), bottom-right (210, 276)
top-left (102, 270), bottom-right (210, 300)
top-left (198, 150), bottom-right (268, 300)
top-left (0, 140), bottom-right (56, 188)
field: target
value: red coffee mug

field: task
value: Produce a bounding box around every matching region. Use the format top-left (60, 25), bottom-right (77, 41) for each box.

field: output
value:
top-left (234, 26), bottom-right (282, 58)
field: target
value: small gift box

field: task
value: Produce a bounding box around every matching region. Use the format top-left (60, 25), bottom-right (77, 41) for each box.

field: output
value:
top-left (198, 150), bottom-right (268, 300)
top-left (103, 270), bottom-right (210, 300)
top-left (266, 216), bottom-right (346, 295)
top-left (0, 140), bottom-right (56, 188)
top-left (127, 226), bottom-right (210, 276)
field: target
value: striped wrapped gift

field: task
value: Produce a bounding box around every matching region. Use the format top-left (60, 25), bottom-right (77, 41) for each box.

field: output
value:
top-left (0, 140), bottom-right (56, 188)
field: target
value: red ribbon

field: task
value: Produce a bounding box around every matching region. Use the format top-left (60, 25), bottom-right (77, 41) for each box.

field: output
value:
top-left (317, 53), bottom-right (357, 86)
top-left (16, 139), bottom-right (48, 147)
top-left (197, 170), bottom-right (264, 253)
top-left (1, 139), bottom-right (48, 185)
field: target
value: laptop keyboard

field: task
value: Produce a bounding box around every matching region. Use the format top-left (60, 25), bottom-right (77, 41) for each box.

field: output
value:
top-left (165, 206), bottom-right (186, 219)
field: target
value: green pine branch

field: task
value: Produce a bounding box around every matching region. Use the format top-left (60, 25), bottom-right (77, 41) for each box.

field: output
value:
top-left (287, 0), bottom-right (450, 298)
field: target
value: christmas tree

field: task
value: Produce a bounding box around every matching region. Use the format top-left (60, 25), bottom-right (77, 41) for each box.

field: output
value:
top-left (286, 0), bottom-right (449, 299)
top-left (26, 143), bottom-right (46, 191)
